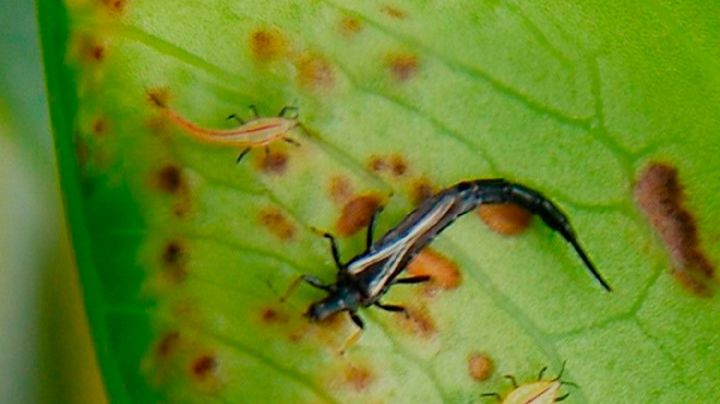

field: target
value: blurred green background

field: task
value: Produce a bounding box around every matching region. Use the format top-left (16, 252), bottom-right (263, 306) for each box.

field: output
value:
top-left (0, 1), bottom-right (106, 402)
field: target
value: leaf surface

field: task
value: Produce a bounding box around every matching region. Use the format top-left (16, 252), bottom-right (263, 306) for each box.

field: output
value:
top-left (39, 0), bottom-right (720, 402)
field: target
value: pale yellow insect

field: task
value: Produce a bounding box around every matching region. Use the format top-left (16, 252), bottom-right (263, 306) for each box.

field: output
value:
top-left (155, 96), bottom-right (300, 162)
top-left (482, 363), bottom-right (576, 404)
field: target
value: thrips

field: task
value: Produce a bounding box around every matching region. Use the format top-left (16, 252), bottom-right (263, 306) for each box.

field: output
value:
top-left (157, 101), bottom-right (300, 162)
top-left (294, 179), bottom-right (611, 331)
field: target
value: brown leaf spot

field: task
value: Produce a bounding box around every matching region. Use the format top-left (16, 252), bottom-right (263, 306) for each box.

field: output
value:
top-left (389, 154), bottom-right (408, 176)
top-left (328, 176), bottom-right (354, 204)
top-left (250, 28), bottom-right (286, 62)
top-left (92, 118), bottom-right (107, 136)
top-left (259, 208), bottom-right (296, 240)
top-left (191, 355), bottom-right (217, 380)
top-left (147, 115), bottom-right (170, 135)
top-left (477, 204), bottom-right (532, 236)
top-left (400, 307), bottom-right (436, 338)
top-left (339, 16), bottom-right (363, 36)
top-left (381, 5), bottom-right (408, 19)
top-left (388, 53), bottom-right (419, 81)
top-left (156, 331), bottom-right (180, 358)
top-left (75, 137), bottom-right (89, 166)
top-left (412, 179), bottom-right (436, 206)
top-left (147, 88), bottom-right (170, 109)
top-left (296, 54), bottom-right (335, 89)
top-left (407, 248), bottom-right (461, 290)
top-left (155, 165), bottom-right (183, 194)
top-left (258, 150), bottom-right (288, 175)
top-left (75, 36), bottom-right (106, 63)
top-left (634, 162), bottom-right (715, 296)
top-left (102, 0), bottom-right (126, 13)
top-left (344, 364), bottom-right (374, 391)
top-left (162, 240), bottom-right (184, 265)
top-left (161, 240), bottom-right (187, 282)
top-left (260, 307), bottom-right (289, 324)
top-left (467, 353), bottom-right (493, 381)
top-left (336, 195), bottom-right (382, 236)
top-left (368, 155), bottom-right (387, 173)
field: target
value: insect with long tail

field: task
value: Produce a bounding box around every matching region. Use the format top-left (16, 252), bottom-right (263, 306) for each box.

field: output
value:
top-left (149, 92), bottom-right (300, 162)
top-left (286, 179), bottom-right (611, 340)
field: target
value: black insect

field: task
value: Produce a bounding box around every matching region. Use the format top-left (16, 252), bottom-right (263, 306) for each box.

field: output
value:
top-left (296, 179), bottom-right (611, 331)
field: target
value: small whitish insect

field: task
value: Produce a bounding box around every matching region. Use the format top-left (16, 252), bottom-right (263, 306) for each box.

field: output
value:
top-left (160, 102), bottom-right (301, 162)
top-left (481, 362), bottom-right (577, 404)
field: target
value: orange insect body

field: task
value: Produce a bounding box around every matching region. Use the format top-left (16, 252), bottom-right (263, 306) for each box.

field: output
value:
top-left (163, 107), bottom-right (298, 147)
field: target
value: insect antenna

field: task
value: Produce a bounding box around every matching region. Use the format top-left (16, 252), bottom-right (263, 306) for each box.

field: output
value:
top-left (226, 113), bottom-right (245, 124)
top-left (236, 148), bottom-right (251, 163)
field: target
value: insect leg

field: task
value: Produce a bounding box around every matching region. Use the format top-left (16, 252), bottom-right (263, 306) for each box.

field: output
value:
top-left (278, 105), bottom-right (299, 118)
top-left (365, 205), bottom-right (384, 251)
top-left (504, 374), bottom-right (519, 388)
top-left (283, 137), bottom-right (301, 147)
top-left (236, 148), bottom-right (251, 163)
top-left (394, 275), bottom-right (432, 284)
top-left (552, 360), bottom-right (568, 381)
top-left (248, 104), bottom-right (259, 118)
top-left (349, 311), bottom-right (365, 329)
top-left (226, 113), bottom-right (245, 124)
top-left (537, 365), bottom-right (548, 381)
top-left (321, 232), bottom-right (344, 269)
top-left (280, 275), bottom-right (331, 302)
top-left (479, 393), bottom-right (502, 402)
top-left (339, 315), bottom-right (364, 355)
top-left (556, 393), bottom-right (570, 402)
top-left (374, 302), bottom-right (407, 314)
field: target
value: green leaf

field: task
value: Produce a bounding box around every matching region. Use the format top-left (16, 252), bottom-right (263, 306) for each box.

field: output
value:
top-left (39, 0), bottom-right (720, 402)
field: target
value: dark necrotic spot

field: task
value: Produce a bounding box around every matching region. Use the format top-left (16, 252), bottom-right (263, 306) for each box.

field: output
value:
top-left (102, 0), bottom-right (126, 13)
top-left (156, 165), bottom-right (183, 194)
top-left (89, 44), bottom-right (104, 61)
top-left (147, 88), bottom-right (169, 109)
top-left (635, 162), bottom-right (715, 296)
top-left (92, 118), bottom-right (107, 136)
top-left (259, 208), bottom-right (296, 240)
top-left (477, 204), bottom-right (532, 236)
top-left (388, 53), bottom-right (419, 81)
top-left (336, 194), bottom-right (382, 236)
top-left (260, 307), bottom-right (289, 324)
top-left (162, 240), bottom-right (187, 282)
top-left (162, 241), bottom-right (184, 265)
top-left (389, 154), bottom-right (408, 176)
top-left (250, 28), bottom-right (286, 62)
top-left (258, 150), bottom-right (288, 175)
top-left (412, 179), bottom-right (435, 206)
top-left (156, 331), bottom-right (180, 358)
top-left (76, 36), bottom-right (105, 63)
top-left (467, 353), bottom-right (493, 381)
top-left (191, 355), bottom-right (217, 379)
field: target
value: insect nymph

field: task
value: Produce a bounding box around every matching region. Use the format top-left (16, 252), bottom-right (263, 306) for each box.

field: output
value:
top-left (299, 179), bottom-right (611, 330)
top-left (150, 92), bottom-right (300, 162)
